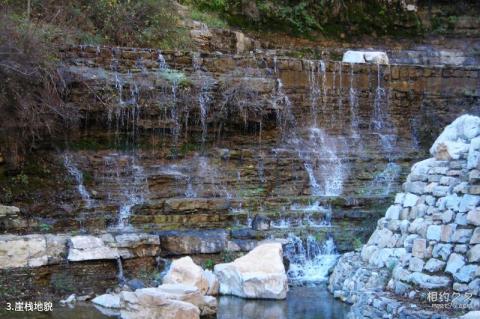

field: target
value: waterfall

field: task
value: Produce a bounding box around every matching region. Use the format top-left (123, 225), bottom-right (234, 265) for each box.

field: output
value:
top-left (367, 162), bottom-right (402, 196)
top-left (284, 234), bottom-right (339, 284)
top-left (185, 175), bottom-right (197, 198)
top-left (273, 79), bottom-right (297, 141)
top-left (100, 153), bottom-right (149, 230)
top-left (349, 63), bottom-right (360, 138)
top-left (372, 63), bottom-right (396, 159)
top-left (198, 77), bottom-right (213, 149)
top-left (63, 154), bottom-right (93, 208)
top-left (292, 128), bottom-right (346, 196)
top-left (116, 257), bottom-right (125, 284)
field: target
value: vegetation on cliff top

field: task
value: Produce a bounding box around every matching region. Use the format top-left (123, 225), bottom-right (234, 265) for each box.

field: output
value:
top-left (181, 0), bottom-right (423, 38)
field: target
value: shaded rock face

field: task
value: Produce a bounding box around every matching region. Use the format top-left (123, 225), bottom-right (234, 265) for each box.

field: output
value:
top-left (214, 243), bottom-right (288, 299)
top-left (330, 114), bottom-right (480, 316)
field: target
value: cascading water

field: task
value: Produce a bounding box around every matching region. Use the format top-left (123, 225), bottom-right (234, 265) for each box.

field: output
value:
top-left (367, 162), bottom-right (402, 196)
top-left (292, 128), bottom-right (346, 196)
top-left (116, 257), bottom-right (126, 284)
top-left (197, 76), bottom-right (214, 149)
top-left (349, 63), bottom-right (360, 139)
top-left (272, 79), bottom-right (297, 141)
top-left (100, 153), bottom-right (149, 230)
top-left (284, 234), bottom-right (339, 284)
top-left (372, 63), bottom-right (396, 158)
top-left (63, 154), bottom-right (93, 209)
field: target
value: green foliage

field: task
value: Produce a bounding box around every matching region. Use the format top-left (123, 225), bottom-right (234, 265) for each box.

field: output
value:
top-left (221, 250), bottom-right (236, 263)
top-left (353, 238), bottom-right (363, 250)
top-left (203, 258), bottom-right (215, 270)
top-left (182, 0), bottom-right (423, 38)
top-left (190, 8), bottom-right (228, 29)
top-left (39, 223), bottom-right (53, 233)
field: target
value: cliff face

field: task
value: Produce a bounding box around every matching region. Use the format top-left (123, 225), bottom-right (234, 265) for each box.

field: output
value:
top-left (330, 115), bottom-right (480, 316)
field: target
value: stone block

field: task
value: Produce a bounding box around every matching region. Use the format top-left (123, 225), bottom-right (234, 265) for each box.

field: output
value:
top-left (467, 244), bottom-right (480, 262)
top-left (403, 193), bottom-right (419, 207)
top-left (426, 225), bottom-right (441, 241)
top-left (446, 253), bottom-right (465, 275)
top-left (412, 238), bottom-right (426, 258)
top-left (467, 209), bottom-right (480, 225)
top-left (440, 224), bottom-right (457, 242)
top-left (470, 227), bottom-right (480, 244)
top-left (424, 258), bottom-right (445, 273)
top-left (459, 195), bottom-right (480, 213)
top-left (452, 228), bottom-right (473, 243)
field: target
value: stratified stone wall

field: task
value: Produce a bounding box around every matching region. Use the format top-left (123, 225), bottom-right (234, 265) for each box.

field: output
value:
top-left (330, 115), bottom-right (480, 317)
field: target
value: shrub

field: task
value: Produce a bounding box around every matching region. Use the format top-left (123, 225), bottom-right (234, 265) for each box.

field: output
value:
top-left (0, 15), bottom-right (78, 170)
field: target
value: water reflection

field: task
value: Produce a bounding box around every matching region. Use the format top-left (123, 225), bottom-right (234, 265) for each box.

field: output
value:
top-left (0, 286), bottom-right (349, 319)
top-left (217, 285), bottom-right (350, 319)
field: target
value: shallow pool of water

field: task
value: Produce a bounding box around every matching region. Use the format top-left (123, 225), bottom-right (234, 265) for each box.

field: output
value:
top-left (217, 285), bottom-right (350, 319)
top-left (0, 285), bottom-right (350, 319)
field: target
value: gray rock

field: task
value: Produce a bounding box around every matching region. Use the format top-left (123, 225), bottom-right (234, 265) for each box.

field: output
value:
top-left (404, 182), bottom-right (427, 195)
top-left (468, 278), bottom-right (480, 296)
top-left (408, 272), bottom-right (450, 289)
top-left (433, 185), bottom-right (450, 197)
top-left (455, 244), bottom-right (469, 254)
top-left (424, 258), bottom-right (445, 273)
top-left (467, 244), bottom-right (480, 262)
top-left (471, 227), bottom-right (480, 244)
top-left (467, 208), bottom-right (480, 226)
top-left (385, 205), bottom-right (402, 220)
top-left (408, 257), bottom-right (424, 272)
top-left (432, 243), bottom-right (453, 261)
top-left (445, 194), bottom-right (461, 211)
top-left (454, 265), bottom-right (478, 283)
top-left (452, 228), bottom-right (473, 243)
top-left (394, 193), bottom-right (406, 205)
top-left (459, 195), bottom-right (480, 213)
top-left (445, 253), bottom-right (465, 274)
top-left (426, 225), bottom-right (441, 241)
top-left (440, 224), bottom-right (456, 242)
top-left (453, 282), bottom-right (469, 292)
top-left (456, 213), bottom-right (469, 225)
top-left (412, 238), bottom-right (426, 258)
top-left (403, 193), bottom-right (419, 207)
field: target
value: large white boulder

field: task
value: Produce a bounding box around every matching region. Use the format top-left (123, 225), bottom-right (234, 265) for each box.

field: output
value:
top-left (163, 256), bottom-right (211, 295)
top-left (430, 115), bottom-right (480, 159)
top-left (120, 288), bottom-right (200, 319)
top-left (342, 50), bottom-right (389, 64)
top-left (214, 243), bottom-right (288, 299)
top-left (67, 235), bottom-right (119, 261)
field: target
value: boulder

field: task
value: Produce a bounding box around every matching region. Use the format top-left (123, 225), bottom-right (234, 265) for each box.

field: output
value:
top-left (342, 51), bottom-right (389, 64)
top-left (214, 243), bottom-right (288, 299)
top-left (68, 235), bottom-right (119, 261)
top-left (120, 289), bottom-right (200, 319)
top-left (92, 294), bottom-right (121, 309)
top-left (430, 115), bottom-right (480, 158)
top-left (407, 272), bottom-right (450, 289)
top-left (163, 256), bottom-right (209, 295)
